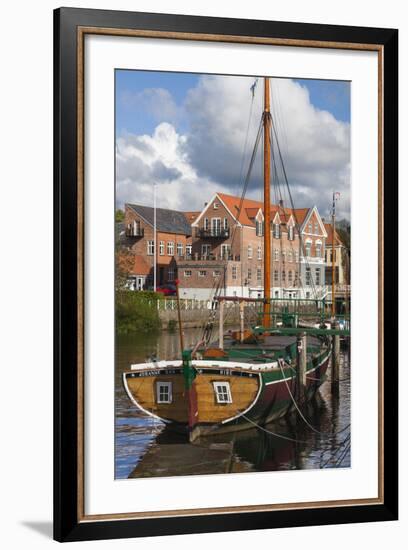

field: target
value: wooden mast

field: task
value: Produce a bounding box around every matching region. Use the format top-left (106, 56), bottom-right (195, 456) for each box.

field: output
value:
top-left (263, 77), bottom-right (271, 327)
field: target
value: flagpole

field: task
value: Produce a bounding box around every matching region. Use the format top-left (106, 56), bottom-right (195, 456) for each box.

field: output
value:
top-left (331, 192), bottom-right (340, 318)
top-left (153, 182), bottom-right (157, 292)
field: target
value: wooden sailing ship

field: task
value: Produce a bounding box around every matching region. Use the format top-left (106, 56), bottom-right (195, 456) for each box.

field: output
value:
top-left (123, 77), bottom-right (332, 442)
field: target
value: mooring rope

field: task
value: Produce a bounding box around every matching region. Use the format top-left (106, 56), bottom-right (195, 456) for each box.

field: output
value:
top-left (276, 359), bottom-right (350, 438)
top-left (241, 413), bottom-right (309, 443)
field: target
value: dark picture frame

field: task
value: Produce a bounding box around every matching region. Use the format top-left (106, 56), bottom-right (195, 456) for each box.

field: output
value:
top-left (54, 7), bottom-right (398, 542)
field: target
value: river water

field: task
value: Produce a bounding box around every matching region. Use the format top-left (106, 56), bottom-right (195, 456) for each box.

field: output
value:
top-left (115, 328), bottom-right (350, 479)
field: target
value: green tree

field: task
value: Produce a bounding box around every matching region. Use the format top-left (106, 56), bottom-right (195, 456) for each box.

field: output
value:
top-left (115, 209), bottom-right (125, 223)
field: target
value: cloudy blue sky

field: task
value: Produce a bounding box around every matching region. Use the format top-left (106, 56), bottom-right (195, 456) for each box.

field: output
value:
top-left (115, 70), bottom-right (350, 220)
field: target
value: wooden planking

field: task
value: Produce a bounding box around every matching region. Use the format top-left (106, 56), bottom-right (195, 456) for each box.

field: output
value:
top-left (127, 375), bottom-right (188, 422)
top-left (126, 372), bottom-right (260, 424)
top-left (195, 374), bottom-right (259, 423)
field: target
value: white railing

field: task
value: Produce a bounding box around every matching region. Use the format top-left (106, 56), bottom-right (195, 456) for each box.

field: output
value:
top-left (155, 298), bottom-right (240, 311)
top-left (326, 285), bottom-right (351, 298)
top-left (156, 299), bottom-right (213, 311)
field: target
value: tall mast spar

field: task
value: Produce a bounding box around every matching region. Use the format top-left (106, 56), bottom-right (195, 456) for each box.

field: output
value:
top-left (263, 77), bottom-right (271, 327)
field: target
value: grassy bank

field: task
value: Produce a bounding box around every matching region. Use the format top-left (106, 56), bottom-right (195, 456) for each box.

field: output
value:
top-left (116, 290), bottom-right (161, 334)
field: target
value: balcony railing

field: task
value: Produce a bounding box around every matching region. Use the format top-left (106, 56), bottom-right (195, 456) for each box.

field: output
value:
top-left (196, 227), bottom-right (230, 239)
top-left (126, 227), bottom-right (144, 237)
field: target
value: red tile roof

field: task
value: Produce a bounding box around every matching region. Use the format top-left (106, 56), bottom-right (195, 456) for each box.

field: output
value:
top-left (127, 254), bottom-right (151, 276)
top-left (183, 211), bottom-right (200, 224)
top-left (217, 192), bottom-right (309, 227)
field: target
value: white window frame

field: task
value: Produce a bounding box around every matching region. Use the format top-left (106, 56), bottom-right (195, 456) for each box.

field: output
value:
top-left (247, 268), bottom-right (252, 280)
top-left (176, 242), bottom-right (184, 256)
top-left (256, 220), bottom-right (264, 237)
top-left (147, 240), bottom-right (154, 256)
top-left (211, 217), bottom-right (221, 236)
top-left (198, 270), bottom-right (207, 277)
top-left (156, 381), bottom-right (172, 404)
top-left (247, 244), bottom-right (253, 259)
top-left (274, 223), bottom-right (280, 239)
top-left (288, 225), bottom-right (294, 241)
top-left (315, 240), bottom-right (322, 258)
top-left (186, 244), bottom-right (192, 257)
top-left (223, 217), bottom-right (228, 230)
top-left (274, 248), bottom-right (279, 261)
top-left (168, 269), bottom-right (175, 282)
top-left (305, 239), bottom-right (312, 257)
top-left (257, 245), bottom-right (262, 260)
top-left (257, 268), bottom-right (262, 282)
top-left (213, 381), bottom-right (232, 404)
top-left (184, 270), bottom-right (192, 277)
top-left (213, 270), bottom-right (221, 277)
top-left (221, 244), bottom-right (231, 259)
top-left (232, 266), bottom-right (237, 280)
top-left (204, 217), bottom-right (209, 231)
top-left (167, 241), bottom-right (174, 256)
top-left (213, 202), bottom-right (219, 210)
top-left (201, 244), bottom-right (211, 256)
top-left (159, 240), bottom-right (165, 256)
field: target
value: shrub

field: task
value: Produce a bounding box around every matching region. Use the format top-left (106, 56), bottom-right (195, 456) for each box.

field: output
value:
top-left (116, 290), bottom-right (161, 334)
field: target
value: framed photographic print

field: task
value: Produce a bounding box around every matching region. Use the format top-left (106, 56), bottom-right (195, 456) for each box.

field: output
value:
top-left (54, 7), bottom-right (398, 542)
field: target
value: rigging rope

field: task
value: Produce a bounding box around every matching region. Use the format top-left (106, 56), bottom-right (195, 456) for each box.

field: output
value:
top-left (268, 120), bottom-right (319, 300)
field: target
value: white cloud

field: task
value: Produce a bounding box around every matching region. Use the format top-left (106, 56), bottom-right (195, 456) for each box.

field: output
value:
top-left (116, 75), bottom-right (350, 219)
top-left (116, 123), bottom-right (226, 211)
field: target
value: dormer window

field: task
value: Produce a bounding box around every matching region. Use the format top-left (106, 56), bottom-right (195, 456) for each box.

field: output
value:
top-left (256, 220), bottom-right (264, 236)
top-left (288, 225), bottom-right (294, 241)
top-left (213, 202), bottom-right (219, 209)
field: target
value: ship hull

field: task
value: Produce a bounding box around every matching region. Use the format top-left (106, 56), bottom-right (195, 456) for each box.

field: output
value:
top-left (123, 345), bottom-right (330, 438)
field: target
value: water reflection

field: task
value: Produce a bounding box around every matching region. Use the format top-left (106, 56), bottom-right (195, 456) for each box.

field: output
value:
top-left (115, 329), bottom-right (350, 479)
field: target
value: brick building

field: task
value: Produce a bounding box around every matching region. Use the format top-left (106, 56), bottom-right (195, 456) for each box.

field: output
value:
top-left (324, 223), bottom-right (349, 286)
top-left (118, 194), bottom-right (329, 299)
top-left (177, 192), bottom-right (328, 300)
top-left (121, 203), bottom-right (198, 290)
